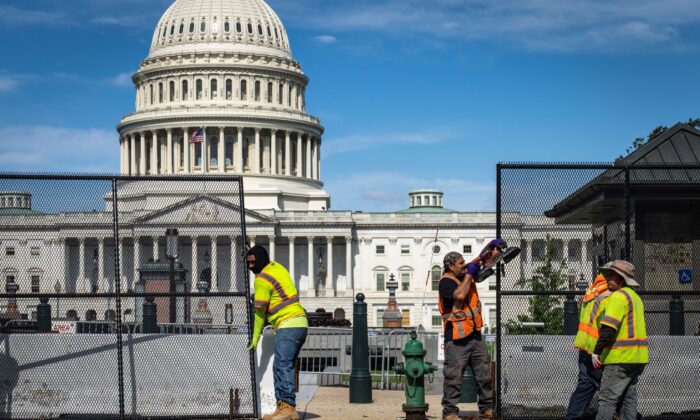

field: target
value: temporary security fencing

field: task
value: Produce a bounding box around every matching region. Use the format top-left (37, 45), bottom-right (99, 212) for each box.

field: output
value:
top-left (496, 162), bottom-right (700, 420)
top-left (0, 174), bottom-right (256, 419)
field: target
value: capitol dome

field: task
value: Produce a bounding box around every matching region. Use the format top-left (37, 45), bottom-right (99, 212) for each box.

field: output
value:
top-left (116, 0), bottom-right (328, 212)
top-left (149, 0), bottom-right (292, 60)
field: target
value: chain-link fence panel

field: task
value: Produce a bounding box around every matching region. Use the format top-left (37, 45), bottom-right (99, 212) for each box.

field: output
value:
top-left (497, 164), bottom-right (700, 420)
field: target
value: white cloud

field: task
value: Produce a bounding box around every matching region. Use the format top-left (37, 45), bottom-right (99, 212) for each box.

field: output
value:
top-left (111, 72), bottom-right (133, 87)
top-left (89, 16), bottom-right (141, 28)
top-left (0, 76), bottom-right (21, 93)
top-left (0, 6), bottom-right (70, 25)
top-left (0, 126), bottom-right (118, 173)
top-left (323, 130), bottom-right (454, 158)
top-left (314, 35), bottom-right (337, 44)
top-left (269, 0), bottom-right (700, 52)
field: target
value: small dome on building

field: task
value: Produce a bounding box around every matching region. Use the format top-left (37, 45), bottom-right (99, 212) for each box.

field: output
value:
top-left (0, 192), bottom-right (32, 210)
top-left (148, 0), bottom-right (291, 60)
top-left (399, 189), bottom-right (453, 213)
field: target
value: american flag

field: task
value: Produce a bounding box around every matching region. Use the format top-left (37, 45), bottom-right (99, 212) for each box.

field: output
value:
top-left (189, 128), bottom-right (204, 143)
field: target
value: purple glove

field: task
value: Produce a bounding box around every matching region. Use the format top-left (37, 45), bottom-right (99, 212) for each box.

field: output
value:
top-left (466, 262), bottom-right (480, 278)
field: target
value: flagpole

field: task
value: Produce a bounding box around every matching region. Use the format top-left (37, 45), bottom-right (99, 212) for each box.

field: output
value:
top-left (202, 126), bottom-right (207, 173)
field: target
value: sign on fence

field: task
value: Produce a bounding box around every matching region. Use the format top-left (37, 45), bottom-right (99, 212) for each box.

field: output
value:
top-left (52, 320), bottom-right (76, 334)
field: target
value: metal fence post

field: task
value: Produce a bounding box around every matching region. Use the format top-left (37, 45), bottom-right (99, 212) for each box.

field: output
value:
top-left (350, 293), bottom-right (372, 403)
top-left (111, 178), bottom-right (126, 419)
top-left (143, 296), bottom-right (158, 333)
top-left (563, 294), bottom-right (578, 335)
top-left (669, 295), bottom-right (685, 335)
top-left (37, 296), bottom-right (51, 332)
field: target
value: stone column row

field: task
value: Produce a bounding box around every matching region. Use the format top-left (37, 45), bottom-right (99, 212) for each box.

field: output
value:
top-left (120, 128), bottom-right (322, 180)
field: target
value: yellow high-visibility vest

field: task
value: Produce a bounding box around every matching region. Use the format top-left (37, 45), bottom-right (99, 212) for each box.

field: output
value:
top-left (599, 287), bottom-right (648, 364)
top-left (573, 290), bottom-right (611, 354)
top-left (253, 261), bottom-right (306, 329)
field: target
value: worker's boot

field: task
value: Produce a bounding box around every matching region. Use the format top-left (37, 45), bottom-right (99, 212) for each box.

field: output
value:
top-left (442, 413), bottom-right (462, 420)
top-left (262, 401), bottom-right (300, 420)
top-left (478, 408), bottom-right (494, 419)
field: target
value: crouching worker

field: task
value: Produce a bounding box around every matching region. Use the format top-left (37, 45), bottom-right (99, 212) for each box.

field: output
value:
top-left (246, 245), bottom-right (308, 420)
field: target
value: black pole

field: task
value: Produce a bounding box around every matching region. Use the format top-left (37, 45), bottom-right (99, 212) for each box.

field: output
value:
top-left (563, 294), bottom-right (578, 335)
top-left (112, 178), bottom-right (126, 419)
top-left (37, 296), bottom-right (51, 332)
top-left (349, 293), bottom-right (372, 403)
top-left (142, 295), bottom-right (158, 333)
top-left (169, 256), bottom-right (176, 323)
top-left (624, 167), bottom-right (631, 261)
top-left (669, 295), bottom-right (685, 335)
top-left (495, 163), bottom-right (502, 419)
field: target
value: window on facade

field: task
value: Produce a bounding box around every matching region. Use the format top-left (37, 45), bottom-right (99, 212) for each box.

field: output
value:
top-left (432, 308), bottom-right (442, 327)
top-left (267, 82), bottom-right (273, 102)
top-left (210, 79), bottom-right (218, 99)
top-left (236, 21), bottom-right (242, 33)
top-left (401, 272), bottom-right (410, 291)
top-left (209, 136), bottom-right (218, 166)
top-left (170, 24), bottom-right (175, 35)
top-left (200, 20), bottom-right (206, 33)
top-left (400, 244), bottom-right (410, 255)
top-left (254, 81), bottom-right (261, 101)
top-left (30, 247), bottom-right (39, 256)
top-left (189, 22), bottom-right (195, 33)
top-left (179, 23), bottom-right (184, 34)
top-left (240, 80), bottom-right (247, 100)
top-left (278, 83), bottom-right (284, 104)
top-left (532, 239), bottom-right (545, 261)
top-left (376, 272), bottom-right (385, 291)
top-left (224, 20), bottom-right (230, 33)
top-left (376, 309), bottom-right (384, 326)
top-left (196, 79), bottom-right (203, 100)
top-left (212, 19), bottom-right (219, 33)
top-left (463, 245), bottom-right (472, 254)
top-left (31, 275), bottom-right (40, 293)
top-left (182, 80), bottom-right (188, 100)
top-left (375, 245), bottom-right (385, 255)
top-left (267, 26), bottom-right (272, 36)
top-left (195, 142), bottom-right (202, 167)
top-left (6, 247), bottom-right (15, 256)
top-left (433, 245), bottom-right (441, 254)
top-left (158, 82), bottom-right (164, 103)
top-left (552, 239), bottom-right (564, 260)
top-left (288, 85), bottom-right (292, 106)
top-left (86, 310), bottom-right (97, 321)
top-left (416, 196), bottom-right (422, 206)
top-left (401, 309), bottom-right (410, 327)
top-left (431, 265), bottom-right (442, 291)
top-left (257, 24), bottom-right (263, 35)
top-left (226, 79), bottom-right (232, 99)
top-left (149, 85), bottom-right (154, 104)
top-left (225, 138), bottom-right (233, 165)
top-left (169, 81), bottom-right (175, 102)
top-left (489, 308), bottom-right (497, 330)
top-left (247, 23), bottom-right (253, 34)
top-left (274, 28), bottom-right (279, 39)
top-left (568, 239), bottom-right (582, 262)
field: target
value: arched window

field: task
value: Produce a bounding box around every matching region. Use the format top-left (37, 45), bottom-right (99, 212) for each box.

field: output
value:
top-left (267, 82), bottom-right (273, 102)
top-left (85, 309), bottom-right (97, 321)
top-left (226, 79), bottom-right (232, 99)
top-left (149, 84), bottom-right (154, 104)
top-left (181, 80), bottom-right (188, 100)
top-left (209, 136), bottom-right (218, 166)
top-left (288, 85), bottom-right (292, 106)
top-left (200, 20), bottom-right (206, 33)
top-left (398, 266), bottom-right (413, 291)
top-left (212, 19), bottom-right (219, 34)
top-left (210, 79), bottom-right (218, 99)
top-left (274, 28), bottom-right (279, 39)
top-left (224, 20), bottom-right (230, 33)
top-left (225, 136), bottom-right (234, 166)
top-left (267, 26), bottom-right (272, 37)
top-left (257, 24), bottom-right (263, 35)
top-left (240, 80), bottom-right (247, 100)
top-left (247, 22), bottom-right (253, 34)
top-left (254, 81), bottom-right (260, 101)
top-left (431, 265), bottom-right (442, 291)
top-left (170, 24), bottom-right (174, 35)
top-left (66, 309), bottom-right (78, 319)
top-left (169, 81), bottom-right (175, 102)
top-left (333, 308), bottom-right (345, 320)
top-left (236, 21), bottom-right (242, 33)
top-left (374, 266), bottom-right (388, 292)
top-left (278, 83), bottom-right (283, 104)
top-left (196, 79), bottom-right (203, 100)
top-left (189, 21), bottom-right (195, 33)
top-left (179, 23), bottom-right (184, 34)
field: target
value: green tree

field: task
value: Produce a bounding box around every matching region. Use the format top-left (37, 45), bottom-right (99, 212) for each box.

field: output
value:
top-left (618, 118), bottom-right (700, 160)
top-left (504, 236), bottom-right (569, 335)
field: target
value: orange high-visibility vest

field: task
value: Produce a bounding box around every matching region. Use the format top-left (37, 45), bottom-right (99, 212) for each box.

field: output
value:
top-left (439, 277), bottom-right (483, 340)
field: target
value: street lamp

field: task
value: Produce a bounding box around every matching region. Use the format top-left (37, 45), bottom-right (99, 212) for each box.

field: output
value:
top-left (91, 250), bottom-right (98, 293)
top-left (166, 228), bottom-right (179, 323)
top-left (317, 248), bottom-right (326, 294)
top-left (54, 280), bottom-right (61, 318)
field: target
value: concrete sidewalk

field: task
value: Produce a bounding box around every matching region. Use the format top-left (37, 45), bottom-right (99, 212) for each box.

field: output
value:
top-left (295, 386), bottom-right (479, 420)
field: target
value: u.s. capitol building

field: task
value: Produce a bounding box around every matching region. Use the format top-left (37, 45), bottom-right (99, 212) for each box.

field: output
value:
top-left (0, 0), bottom-right (593, 331)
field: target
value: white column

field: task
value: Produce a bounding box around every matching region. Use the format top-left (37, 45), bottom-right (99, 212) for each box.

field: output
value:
top-left (151, 130), bottom-right (158, 174)
top-left (119, 138), bottom-right (124, 174)
top-left (191, 236), bottom-right (199, 292)
top-left (211, 236), bottom-right (218, 291)
top-left (254, 128), bottom-right (261, 173)
top-left (295, 133), bottom-right (302, 177)
top-left (118, 238), bottom-right (124, 291)
top-left (307, 236), bottom-right (315, 297)
top-left (183, 127), bottom-right (190, 173)
top-left (218, 126), bottom-right (226, 173)
top-left (230, 235), bottom-right (238, 292)
top-left (289, 237), bottom-right (296, 288)
top-left (268, 235), bottom-right (276, 261)
top-left (236, 128), bottom-right (244, 172)
top-left (78, 238), bottom-right (86, 292)
top-left (326, 236), bottom-right (334, 297)
top-left (305, 134), bottom-right (312, 178)
top-left (270, 131), bottom-right (277, 175)
top-left (98, 238), bottom-right (105, 292)
top-left (309, 137), bottom-right (315, 180)
top-left (130, 135), bottom-right (136, 175)
top-left (345, 236), bottom-right (353, 294)
top-left (133, 236), bottom-right (141, 289)
top-left (284, 131), bottom-right (291, 176)
top-left (202, 129), bottom-right (209, 173)
top-left (317, 137), bottom-right (321, 180)
top-left (152, 236), bottom-right (159, 261)
top-left (139, 132), bottom-right (146, 175)
top-left (249, 236), bottom-right (256, 288)
top-left (166, 128), bottom-right (173, 174)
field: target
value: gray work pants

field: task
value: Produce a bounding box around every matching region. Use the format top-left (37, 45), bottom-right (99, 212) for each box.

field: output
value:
top-left (596, 363), bottom-right (645, 420)
top-left (442, 334), bottom-right (493, 416)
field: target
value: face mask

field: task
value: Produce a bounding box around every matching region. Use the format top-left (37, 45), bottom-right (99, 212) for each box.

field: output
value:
top-left (246, 245), bottom-right (270, 274)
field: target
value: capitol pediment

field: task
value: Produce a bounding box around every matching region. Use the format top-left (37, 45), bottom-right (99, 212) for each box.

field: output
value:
top-left (131, 195), bottom-right (275, 226)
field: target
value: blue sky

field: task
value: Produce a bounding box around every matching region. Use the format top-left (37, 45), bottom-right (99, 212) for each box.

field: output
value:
top-left (1, 0), bottom-right (699, 212)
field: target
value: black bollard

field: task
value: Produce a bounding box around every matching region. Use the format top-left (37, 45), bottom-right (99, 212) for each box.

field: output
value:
top-left (669, 295), bottom-right (685, 335)
top-left (563, 294), bottom-right (578, 335)
top-left (37, 296), bottom-right (52, 332)
top-left (349, 293), bottom-right (372, 403)
top-left (142, 296), bottom-right (158, 333)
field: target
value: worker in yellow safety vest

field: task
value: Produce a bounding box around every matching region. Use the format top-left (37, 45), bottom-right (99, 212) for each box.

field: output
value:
top-left (246, 245), bottom-right (308, 420)
top-left (592, 260), bottom-right (648, 420)
top-left (565, 274), bottom-right (611, 420)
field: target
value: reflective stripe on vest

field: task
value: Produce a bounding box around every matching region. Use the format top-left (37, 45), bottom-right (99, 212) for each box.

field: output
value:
top-left (618, 289), bottom-right (635, 338)
top-left (612, 338), bottom-right (648, 348)
top-left (269, 295), bottom-right (300, 315)
top-left (600, 287), bottom-right (648, 364)
top-left (438, 277), bottom-right (483, 341)
top-left (442, 305), bottom-right (481, 322)
top-left (258, 272), bottom-right (290, 301)
top-left (589, 291), bottom-right (611, 325)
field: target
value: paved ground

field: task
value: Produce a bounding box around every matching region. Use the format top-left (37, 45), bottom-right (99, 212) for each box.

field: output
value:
top-left (295, 386), bottom-right (479, 420)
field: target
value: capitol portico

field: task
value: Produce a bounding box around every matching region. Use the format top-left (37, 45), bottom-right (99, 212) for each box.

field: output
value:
top-left (0, 0), bottom-right (595, 332)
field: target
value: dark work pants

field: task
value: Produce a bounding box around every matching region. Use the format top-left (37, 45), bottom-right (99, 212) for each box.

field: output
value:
top-left (442, 334), bottom-right (493, 416)
top-left (565, 350), bottom-right (603, 420)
